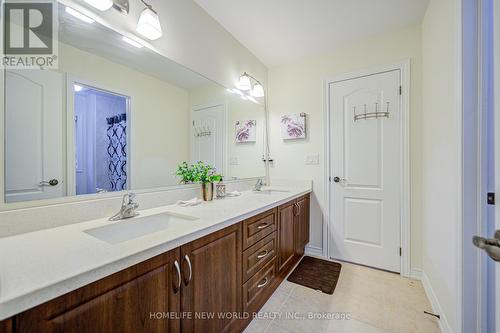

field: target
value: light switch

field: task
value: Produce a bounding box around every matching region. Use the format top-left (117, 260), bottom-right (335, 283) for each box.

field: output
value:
top-left (305, 154), bottom-right (320, 165)
top-left (230, 157), bottom-right (238, 165)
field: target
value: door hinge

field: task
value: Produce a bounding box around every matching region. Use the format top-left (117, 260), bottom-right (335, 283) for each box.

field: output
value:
top-left (399, 247), bottom-right (402, 256)
top-left (399, 86), bottom-right (402, 95)
top-left (488, 192), bottom-right (495, 205)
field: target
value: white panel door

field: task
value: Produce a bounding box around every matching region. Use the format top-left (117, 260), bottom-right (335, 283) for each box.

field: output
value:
top-left (191, 104), bottom-right (226, 176)
top-left (5, 69), bottom-right (64, 202)
top-left (329, 70), bottom-right (401, 272)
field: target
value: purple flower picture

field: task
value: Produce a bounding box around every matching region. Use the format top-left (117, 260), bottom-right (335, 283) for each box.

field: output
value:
top-left (281, 113), bottom-right (306, 139)
top-left (235, 120), bottom-right (256, 143)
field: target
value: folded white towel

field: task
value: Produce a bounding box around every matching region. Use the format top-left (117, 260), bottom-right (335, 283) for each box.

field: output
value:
top-left (226, 190), bottom-right (241, 197)
top-left (176, 197), bottom-right (203, 207)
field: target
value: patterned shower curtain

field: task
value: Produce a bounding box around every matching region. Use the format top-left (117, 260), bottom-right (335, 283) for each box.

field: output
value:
top-left (106, 113), bottom-right (127, 191)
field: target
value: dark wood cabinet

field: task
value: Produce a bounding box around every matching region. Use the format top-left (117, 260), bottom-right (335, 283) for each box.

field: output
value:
top-left (277, 200), bottom-right (296, 273)
top-left (2, 194), bottom-right (310, 333)
top-left (15, 249), bottom-right (181, 333)
top-left (0, 318), bottom-right (12, 333)
top-left (294, 195), bottom-right (310, 255)
top-left (278, 194), bottom-right (310, 273)
top-left (180, 224), bottom-right (242, 333)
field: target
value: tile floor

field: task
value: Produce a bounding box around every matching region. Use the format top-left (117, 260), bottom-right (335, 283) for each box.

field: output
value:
top-left (244, 261), bottom-right (441, 333)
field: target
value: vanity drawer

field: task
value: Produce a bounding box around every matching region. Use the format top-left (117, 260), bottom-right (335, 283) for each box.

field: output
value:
top-left (243, 208), bottom-right (277, 249)
top-left (242, 232), bottom-right (276, 282)
top-left (242, 258), bottom-right (276, 310)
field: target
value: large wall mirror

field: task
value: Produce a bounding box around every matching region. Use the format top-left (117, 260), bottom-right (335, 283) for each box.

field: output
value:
top-left (3, 4), bottom-right (266, 204)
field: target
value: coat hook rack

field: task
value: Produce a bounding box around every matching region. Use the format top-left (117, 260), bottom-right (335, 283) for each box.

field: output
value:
top-left (193, 121), bottom-right (212, 137)
top-left (353, 102), bottom-right (390, 122)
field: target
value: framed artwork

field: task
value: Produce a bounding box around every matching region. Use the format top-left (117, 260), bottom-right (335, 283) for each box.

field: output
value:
top-left (281, 113), bottom-right (306, 139)
top-left (235, 120), bottom-right (256, 143)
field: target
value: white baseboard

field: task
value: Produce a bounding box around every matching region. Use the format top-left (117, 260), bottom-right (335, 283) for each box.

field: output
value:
top-left (305, 245), bottom-right (324, 257)
top-left (421, 272), bottom-right (452, 333)
top-left (410, 268), bottom-right (422, 280)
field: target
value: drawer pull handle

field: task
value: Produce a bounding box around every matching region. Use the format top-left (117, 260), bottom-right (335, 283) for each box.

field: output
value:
top-left (257, 277), bottom-right (269, 288)
top-left (257, 250), bottom-right (269, 259)
top-left (257, 223), bottom-right (269, 229)
top-left (173, 260), bottom-right (181, 293)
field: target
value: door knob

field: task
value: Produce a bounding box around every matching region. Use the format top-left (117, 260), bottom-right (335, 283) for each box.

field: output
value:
top-left (38, 179), bottom-right (59, 186)
top-left (332, 177), bottom-right (346, 183)
top-left (473, 230), bottom-right (500, 262)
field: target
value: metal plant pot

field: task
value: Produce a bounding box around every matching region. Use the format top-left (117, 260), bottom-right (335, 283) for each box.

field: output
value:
top-left (201, 182), bottom-right (214, 201)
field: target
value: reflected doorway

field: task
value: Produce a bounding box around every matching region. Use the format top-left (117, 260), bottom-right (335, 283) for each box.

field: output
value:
top-left (73, 84), bottom-right (130, 195)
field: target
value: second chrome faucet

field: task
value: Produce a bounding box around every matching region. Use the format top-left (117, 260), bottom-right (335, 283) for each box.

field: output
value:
top-left (109, 193), bottom-right (139, 221)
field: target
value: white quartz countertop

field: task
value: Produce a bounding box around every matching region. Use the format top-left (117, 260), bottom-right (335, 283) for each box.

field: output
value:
top-left (0, 183), bottom-right (311, 320)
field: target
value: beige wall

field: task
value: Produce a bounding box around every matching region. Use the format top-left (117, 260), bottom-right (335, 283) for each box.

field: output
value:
top-left (268, 25), bottom-right (423, 269)
top-left (59, 42), bottom-right (190, 189)
top-left (421, 0), bottom-right (460, 330)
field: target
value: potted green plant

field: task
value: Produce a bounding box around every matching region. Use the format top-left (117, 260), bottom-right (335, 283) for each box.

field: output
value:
top-left (175, 161), bottom-right (222, 201)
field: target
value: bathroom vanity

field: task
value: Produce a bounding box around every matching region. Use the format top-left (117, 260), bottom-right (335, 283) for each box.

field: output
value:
top-left (0, 189), bottom-right (310, 333)
top-left (0, 2), bottom-right (311, 332)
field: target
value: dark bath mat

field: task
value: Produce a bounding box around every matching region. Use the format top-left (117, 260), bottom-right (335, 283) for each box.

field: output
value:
top-left (287, 256), bottom-right (342, 294)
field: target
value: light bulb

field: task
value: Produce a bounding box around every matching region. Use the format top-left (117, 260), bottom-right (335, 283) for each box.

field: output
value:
top-left (251, 83), bottom-right (265, 97)
top-left (83, 0), bottom-right (113, 11)
top-left (74, 84), bottom-right (83, 92)
top-left (237, 74), bottom-right (251, 91)
top-left (136, 7), bottom-right (163, 40)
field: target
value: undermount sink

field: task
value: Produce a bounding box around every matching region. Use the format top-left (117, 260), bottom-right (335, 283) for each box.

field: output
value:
top-left (253, 189), bottom-right (291, 195)
top-left (84, 212), bottom-right (199, 244)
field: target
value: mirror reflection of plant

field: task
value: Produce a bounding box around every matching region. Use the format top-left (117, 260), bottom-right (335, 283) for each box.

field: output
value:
top-left (175, 161), bottom-right (222, 184)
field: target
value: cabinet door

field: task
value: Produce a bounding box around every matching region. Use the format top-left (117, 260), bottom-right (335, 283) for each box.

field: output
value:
top-left (180, 224), bottom-right (242, 333)
top-left (295, 195), bottom-right (310, 255)
top-left (0, 318), bottom-right (12, 333)
top-left (278, 201), bottom-right (296, 273)
top-left (16, 249), bottom-right (181, 333)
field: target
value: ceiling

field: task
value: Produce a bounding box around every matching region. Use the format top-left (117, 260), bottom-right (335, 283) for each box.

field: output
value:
top-left (194, 0), bottom-right (429, 67)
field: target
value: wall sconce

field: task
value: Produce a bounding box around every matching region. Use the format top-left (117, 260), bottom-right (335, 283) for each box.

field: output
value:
top-left (136, 0), bottom-right (163, 40)
top-left (237, 72), bottom-right (265, 97)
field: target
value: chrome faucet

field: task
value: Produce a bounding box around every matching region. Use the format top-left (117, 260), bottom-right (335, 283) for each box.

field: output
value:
top-left (109, 193), bottom-right (139, 221)
top-left (253, 179), bottom-right (265, 191)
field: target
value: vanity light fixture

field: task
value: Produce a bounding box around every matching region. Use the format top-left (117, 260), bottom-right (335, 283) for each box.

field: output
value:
top-left (65, 7), bottom-right (95, 24)
top-left (238, 72), bottom-right (265, 97)
top-left (136, 0), bottom-right (163, 40)
top-left (122, 36), bottom-right (144, 48)
top-left (83, 0), bottom-right (113, 11)
top-left (251, 83), bottom-right (265, 98)
top-left (237, 73), bottom-right (252, 91)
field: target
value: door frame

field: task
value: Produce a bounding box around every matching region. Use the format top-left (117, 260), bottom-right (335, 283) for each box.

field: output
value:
top-left (461, 0), bottom-right (496, 331)
top-left (66, 76), bottom-right (132, 195)
top-left (323, 61), bottom-right (411, 277)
